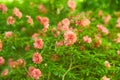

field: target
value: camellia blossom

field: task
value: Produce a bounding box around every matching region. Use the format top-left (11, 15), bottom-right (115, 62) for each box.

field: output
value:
top-left (34, 38), bottom-right (44, 49)
top-left (104, 61), bottom-right (111, 69)
top-left (1, 69), bottom-right (8, 76)
top-left (68, 0), bottom-right (76, 10)
top-left (0, 4), bottom-right (8, 13)
top-left (28, 66), bottom-right (42, 80)
top-left (4, 31), bottom-right (12, 38)
top-left (7, 16), bottom-right (15, 25)
top-left (97, 24), bottom-right (109, 35)
top-left (32, 52), bottom-right (42, 64)
top-left (64, 30), bottom-right (77, 46)
top-left (26, 15), bottom-right (34, 25)
top-left (102, 76), bottom-right (110, 80)
top-left (83, 35), bottom-right (92, 43)
top-left (13, 7), bottom-right (22, 19)
top-left (0, 40), bottom-right (2, 52)
top-left (0, 56), bottom-right (5, 65)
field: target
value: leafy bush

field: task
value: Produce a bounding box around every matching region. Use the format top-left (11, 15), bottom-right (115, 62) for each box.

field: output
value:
top-left (0, 0), bottom-right (120, 80)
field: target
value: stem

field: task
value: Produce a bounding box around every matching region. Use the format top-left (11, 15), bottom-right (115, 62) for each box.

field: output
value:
top-left (47, 72), bottom-right (51, 80)
top-left (24, 67), bottom-right (34, 80)
top-left (62, 60), bottom-right (72, 80)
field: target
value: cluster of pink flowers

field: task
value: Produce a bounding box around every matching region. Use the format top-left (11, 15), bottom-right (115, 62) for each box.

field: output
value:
top-left (36, 16), bottom-right (49, 32)
top-left (28, 66), bottom-right (42, 80)
top-left (32, 52), bottom-right (42, 64)
top-left (64, 30), bottom-right (77, 46)
top-left (8, 58), bottom-right (26, 68)
top-left (57, 18), bottom-right (70, 31)
top-left (97, 24), bottom-right (109, 35)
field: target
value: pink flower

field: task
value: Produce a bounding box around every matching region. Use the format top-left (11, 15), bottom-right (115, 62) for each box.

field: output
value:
top-left (83, 35), bottom-right (92, 43)
top-left (114, 33), bottom-right (120, 43)
top-left (98, 10), bottom-right (103, 17)
top-left (32, 33), bottom-right (39, 40)
top-left (0, 56), bottom-right (5, 65)
top-left (32, 52), bottom-right (42, 64)
top-left (4, 31), bottom-right (12, 38)
top-left (25, 45), bottom-right (30, 51)
top-left (17, 58), bottom-right (26, 67)
top-left (34, 39), bottom-right (44, 49)
top-left (51, 54), bottom-right (59, 62)
top-left (117, 50), bottom-right (120, 55)
top-left (97, 24), bottom-right (109, 35)
top-left (51, 28), bottom-right (60, 37)
top-left (79, 19), bottom-right (91, 27)
top-left (56, 41), bottom-right (64, 47)
top-left (0, 40), bottom-right (2, 52)
top-left (62, 18), bottom-right (70, 26)
top-left (13, 7), bottom-right (22, 19)
top-left (102, 76), bottom-right (110, 80)
top-left (57, 18), bottom-right (70, 31)
top-left (104, 61), bottom-right (111, 69)
top-left (103, 15), bottom-right (111, 25)
top-left (116, 18), bottom-right (120, 28)
top-left (64, 30), bottom-right (77, 46)
top-left (38, 4), bottom-right (47, 14)
top-left (21, 27), bottom-right (26, 32)
top-left (7, 16), bottom-right (15, 25)
top-left (68, 0), bottom-right (76, 10)
top-left (9, 61), bottom-right (18, 68)
top-left (0, 4), bottom-right (8, 13)
top-left (1, 69), bottom-right (8, 76)
top-left (26, 15), bottom-right (34, 25)
top-left (28, 66), bottom-right (42, 80)
top-left (36, 16), bottom-right (49, 32)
